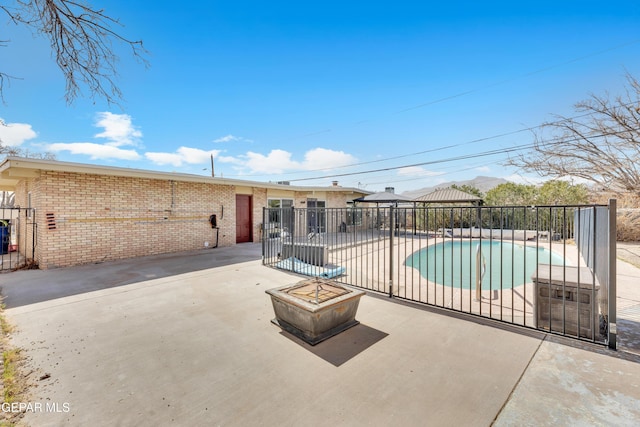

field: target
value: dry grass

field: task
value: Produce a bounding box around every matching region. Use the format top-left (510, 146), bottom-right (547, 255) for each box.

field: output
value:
top-left (617, 209), bottom-right (640, 242)
top-left (591, 191), bottom-right (640, 242)
top-left (0, 303), bottom-right (31, 426)
top-left (0, 315), bottom-right (13, 337)
top-left (3, 348), bottom-right (24, 403)
top-left (10, 260), bottom-right (39, 272)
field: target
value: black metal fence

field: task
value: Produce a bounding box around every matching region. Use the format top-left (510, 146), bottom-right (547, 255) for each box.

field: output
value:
top-left (262, 201), bottom-right (617, 348)
top-left (0, 207), bottom-right (37, 272)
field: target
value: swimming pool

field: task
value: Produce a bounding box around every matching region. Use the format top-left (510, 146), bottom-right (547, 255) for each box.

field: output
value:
top-left (405, 240), bottom-right (566, 290)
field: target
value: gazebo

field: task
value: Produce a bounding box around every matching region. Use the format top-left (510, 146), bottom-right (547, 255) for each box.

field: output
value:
top-left (352, 189), bottom-right (414, 231)
top-left (413, 187), bottom-right (483, 205)
top-left (412, 187), bottom-right (484, 235)
top-left (352, 186), bottom-right (483, 233)
top-left (352, 191), bottom-right (414, 206)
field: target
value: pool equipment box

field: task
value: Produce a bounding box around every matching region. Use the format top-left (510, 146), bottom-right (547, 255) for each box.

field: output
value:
top-left (533, 264), bottom-right (600, 340)
top-left (281, 242), bottom-right (328, 266)
top-left (266, 278), bottom-right (365, 345)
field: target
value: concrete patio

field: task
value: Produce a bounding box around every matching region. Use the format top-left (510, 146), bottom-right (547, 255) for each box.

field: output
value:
top-left (2, 243), bottom-right (640, 426)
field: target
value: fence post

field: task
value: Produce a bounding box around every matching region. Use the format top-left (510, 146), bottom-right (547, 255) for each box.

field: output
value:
top-left (31, 209), bottom-right (36, 262)
top-left (389, 205), bottom-right (394, 298)
top-left (608, 199), bottom-right (617, 349)
top-left (261, 207), bottom-right (266, 264)
top-left (290, 206), bottom-right (295, 240)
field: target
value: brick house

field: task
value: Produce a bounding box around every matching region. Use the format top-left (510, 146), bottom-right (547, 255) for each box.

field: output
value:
top-left (0, 157), bottom-right (368, 269)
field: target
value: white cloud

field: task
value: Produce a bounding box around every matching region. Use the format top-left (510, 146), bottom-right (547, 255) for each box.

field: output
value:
top-left (213, 134), bottom-right (253, 143)
top-left (144, 152), bottom-right (183, 166)
top-left (145, 146), bottom-right (221, 167)
top-left (217, 155), bottom-right (243, 165)
top-left (94, 112), bottom-right (142, 147)
top-left (219, 147), bottom-right (357, 174)
top-left (47, 142), bottom-right (141, 160)
top-left (301, 148), bottom-right (356, 170)
top-left (243, 149), bottom-right (301, 174)
top-left (0, 120), bottom-right (37, 147)
top-left (397, 166), bottom-right (444, 177)
top-left (475, 166), bottom-right (491, 173)
top-left (44, 112), bottom-right (143, 161)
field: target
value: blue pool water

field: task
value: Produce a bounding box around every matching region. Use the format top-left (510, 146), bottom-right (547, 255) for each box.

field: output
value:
top-left (405, 240), bottom-right (566, 290)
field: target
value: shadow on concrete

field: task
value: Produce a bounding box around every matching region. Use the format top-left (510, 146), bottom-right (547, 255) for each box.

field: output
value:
top-left (539, 302), bottom-right (640, 364)
top-left (0, 243), bottom-right (263, 309)
top-left (279, 323), bottom-right (389, 367)
top-left (544, 333), bottom-right (640, 364)
top-left (363, 289), bottom-right (640, 364)
top-left (618, 317), bottom-right (640, 361)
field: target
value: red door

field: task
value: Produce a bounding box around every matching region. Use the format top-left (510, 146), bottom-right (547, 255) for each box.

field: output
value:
top-left (235, 195), bottom-right (252, 243)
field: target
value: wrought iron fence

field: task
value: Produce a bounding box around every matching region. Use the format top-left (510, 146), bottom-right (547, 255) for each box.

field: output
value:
top-left (262, 201), bottom-right (617, 348)
top-left (0, 207), bottom-right (37, 272)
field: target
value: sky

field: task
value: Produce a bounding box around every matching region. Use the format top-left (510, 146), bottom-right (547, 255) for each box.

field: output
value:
top-left (1, 1), bottom-right (640, 194)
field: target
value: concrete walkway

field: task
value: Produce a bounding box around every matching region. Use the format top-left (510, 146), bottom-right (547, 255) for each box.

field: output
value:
top-left (1, 243), bottom-right (640, 426)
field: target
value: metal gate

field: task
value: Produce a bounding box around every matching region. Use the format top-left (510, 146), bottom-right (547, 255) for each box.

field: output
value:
top-left (262, 201), bottom-right (617, 348)
top-left (0, 207), bottom-right (37, 272)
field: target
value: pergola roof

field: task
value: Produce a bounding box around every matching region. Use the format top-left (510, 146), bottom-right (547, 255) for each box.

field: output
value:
top-left (353, 191), bottom-right (414, 204)
top-left (413, 187), bottom-right (482, 204)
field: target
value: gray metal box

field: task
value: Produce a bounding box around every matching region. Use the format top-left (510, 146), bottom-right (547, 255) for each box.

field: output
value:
top-left (533, 264), bottom-right (600, 340)
top-left (281, 242), bottom-right (328, 266)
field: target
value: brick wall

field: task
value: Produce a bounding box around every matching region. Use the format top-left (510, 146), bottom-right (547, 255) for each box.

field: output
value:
top-left (31, 171), bottom-right (236, 268)
top-left (9, 168), bottom-right (363, 268)
top-left (326, 190), bottom-right (354, 208)
top-left (252, 187), bottom-right (267, 242)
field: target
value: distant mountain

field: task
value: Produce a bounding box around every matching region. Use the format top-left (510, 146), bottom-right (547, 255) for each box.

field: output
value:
top-left (401, 176), bottom-right (509, 199)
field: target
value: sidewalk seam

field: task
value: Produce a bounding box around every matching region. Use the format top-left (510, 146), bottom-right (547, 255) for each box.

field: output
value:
top-left (490, 334), bottom-right (546, 426)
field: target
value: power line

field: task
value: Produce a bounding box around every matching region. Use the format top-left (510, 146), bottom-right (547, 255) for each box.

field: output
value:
top-left (262, 38), bottom-right (640, 150)
top-left (220, 38), bottom-right (640, 181)
top-left (362, 160), bottom-right (503, 187)
top-left (220, 124), bottom-right (533, 179)
top-left (395, 39), bottom-right (640, 114)
top-left (287, 143), bottom-right (540, 182)
top-left (226, 101), bottom-right (638, 181)
top-left (285, 126), bottom-right (633, 183)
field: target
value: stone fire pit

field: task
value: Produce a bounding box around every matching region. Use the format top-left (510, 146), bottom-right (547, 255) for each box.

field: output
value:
top-left (266, 277), bottom-right (365, 345)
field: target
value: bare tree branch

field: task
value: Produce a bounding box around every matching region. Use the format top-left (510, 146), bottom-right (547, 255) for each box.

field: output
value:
top-left (506, 73), bottom-right (640, 196)
top-left (2, 0), bottom-right (148, 105)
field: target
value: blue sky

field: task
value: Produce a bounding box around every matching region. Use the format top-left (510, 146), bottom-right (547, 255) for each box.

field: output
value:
top-left (2, 1), bottom-right (640, 193)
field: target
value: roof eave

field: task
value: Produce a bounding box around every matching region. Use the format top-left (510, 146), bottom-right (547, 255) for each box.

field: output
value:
top-left (0, 157), bottom-right (369, 194)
